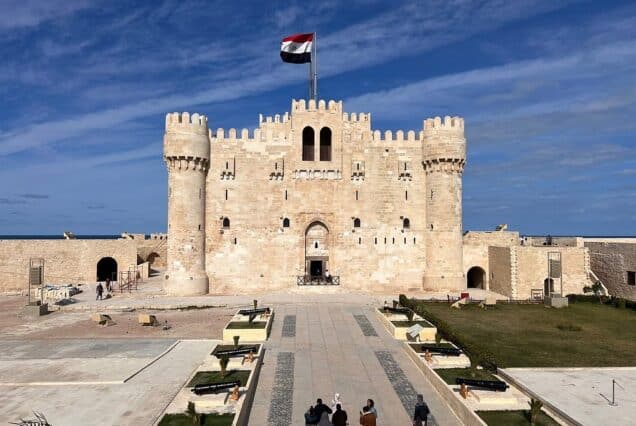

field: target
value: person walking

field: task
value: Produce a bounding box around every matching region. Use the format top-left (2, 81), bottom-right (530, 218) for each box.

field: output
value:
top-left (305, 405), bottom-right (319, 425)
top-left (331, 403), bottom-right (348, 426)
top-left (413, 394), bottom-right (430, 426)
top-left (96, 282), bottom-right (104, 301)
top-left (359, 405), bottom-right (376, 426)
top-left (366, 399), bottom-right (378, 419)
top-left (331, 393), bottom-right (342, 411)
top-left (314, 398), bottom-right (332, 420)
top-left (317, 411), bottom-right (332, 426)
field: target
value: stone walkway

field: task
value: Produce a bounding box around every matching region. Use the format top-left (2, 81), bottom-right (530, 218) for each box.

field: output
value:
top-left (250, 303), bottom-right (461, 425)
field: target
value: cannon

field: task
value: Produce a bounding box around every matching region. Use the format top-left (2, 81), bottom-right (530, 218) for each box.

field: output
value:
top-left (214, 346), bottom-right (259, 358)
top-left (191, 380), bottom-right (241, 395)
top-left (237, 307), bottom-right (270, 316)
top-left (419, 345), bottom-right (462, 356)
top-left (383, 306), bottom-right (411, 315)
top-left (455, 378), bottom-right (509, 392)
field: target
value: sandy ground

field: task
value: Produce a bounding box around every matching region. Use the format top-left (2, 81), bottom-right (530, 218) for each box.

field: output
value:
top-left (0, 296), bottom-right (234, 340)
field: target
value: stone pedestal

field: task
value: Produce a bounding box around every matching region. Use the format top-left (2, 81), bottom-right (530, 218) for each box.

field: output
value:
top-left (545, 296), bottom-right (569, 308)
top-left (21, 302), bottom-right (48, 318)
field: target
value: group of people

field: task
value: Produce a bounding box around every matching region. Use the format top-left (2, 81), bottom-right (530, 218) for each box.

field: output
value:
top-left (304, 394), bottom-right (430, 426)
top-left (95, 278), bottom-right (113, 300)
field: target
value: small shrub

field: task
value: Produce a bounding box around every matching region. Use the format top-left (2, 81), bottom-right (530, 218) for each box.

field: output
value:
top-left (219, 356), bottom-right (230, 377)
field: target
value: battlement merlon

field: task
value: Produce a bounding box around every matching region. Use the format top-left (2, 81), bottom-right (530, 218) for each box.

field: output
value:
top-left (163, 112), bottom-right (210, 165)
top-left (421, 115), bottom-right (466, 167)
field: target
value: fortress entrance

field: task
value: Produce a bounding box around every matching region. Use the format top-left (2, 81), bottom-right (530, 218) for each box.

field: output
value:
top-left (305, 221), bottom-right (329, 278)
top-left (467, 266), bottom-right (486, 289)
top-left (96, 257), bottom-right (117, 282)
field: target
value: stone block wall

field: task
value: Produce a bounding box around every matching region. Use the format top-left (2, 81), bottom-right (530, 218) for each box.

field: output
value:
top-left (0, 239), bottom-right (137, 293)
top-left (585, 241), bottom-right (636, 300)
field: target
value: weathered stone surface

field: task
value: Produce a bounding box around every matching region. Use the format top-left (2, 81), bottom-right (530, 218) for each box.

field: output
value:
top-left (267, 351), bottom-right (294, 426)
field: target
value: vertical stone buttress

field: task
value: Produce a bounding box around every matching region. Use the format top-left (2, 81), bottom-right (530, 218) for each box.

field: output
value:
top-left (422, 116), bottom-right (466, 291)
top-left (163, 112), bottom-right (210, 296)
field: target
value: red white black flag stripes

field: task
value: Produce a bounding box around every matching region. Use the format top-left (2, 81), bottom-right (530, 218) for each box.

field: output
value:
top-left (280, 33), bottom-right (313, 64)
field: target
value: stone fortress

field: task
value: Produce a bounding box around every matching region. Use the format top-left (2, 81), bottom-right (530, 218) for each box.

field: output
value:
top-left (0, 99), bottom-right (634, 301)
top-left (161, 99), bottom-right (607, 298)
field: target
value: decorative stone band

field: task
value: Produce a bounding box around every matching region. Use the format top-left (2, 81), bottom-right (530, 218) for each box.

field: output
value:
top-left (423, 158), bottom-right (465, 174)
top-left (164, 156), bottom-right (209, 172)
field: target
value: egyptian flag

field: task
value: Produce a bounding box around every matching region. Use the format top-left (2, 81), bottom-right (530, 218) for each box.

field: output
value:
top-left (280, 33), bottom-right (313, 64)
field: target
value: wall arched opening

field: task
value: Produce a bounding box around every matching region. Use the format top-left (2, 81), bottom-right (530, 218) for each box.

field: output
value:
top-left (544, 278), bottom-right (554, 296)
top-left (467, 266), bottom-right (486, 289)
top-left (320, 127), bottom-right (332, 161)
top-left (302, 126), bottom-right (315, 161)
top-left (147, 252), bottom-right (160, 265)
top-left (96, 257), bottom-right (118, 282)
top-left (305, 221), bottom-right (329, 278)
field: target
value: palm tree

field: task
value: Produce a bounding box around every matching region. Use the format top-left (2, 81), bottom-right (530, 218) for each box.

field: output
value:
top-left (528, 398), bottom-right (543, 425)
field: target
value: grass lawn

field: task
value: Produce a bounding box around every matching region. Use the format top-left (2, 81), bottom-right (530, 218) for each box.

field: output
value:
top-left (390, 320), bottom-right (435, 328)
top-left (477, 410), bottom-right (559, 426)
top-left (187, 370), bottom-right (251, 387)
top-left (225, 321), bottom-right (267, 329)
top-left (415, 301), bottom-right (636, 367)
top-left (409, 342), bottom-right (456, 352)
top-left (434, 368), bottom-right (498, 385)
top-left (159, 413), bottom-right (234, 426)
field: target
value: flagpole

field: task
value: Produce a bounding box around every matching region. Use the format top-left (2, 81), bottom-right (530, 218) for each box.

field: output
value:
top-left (313, 32), bottom-right (318, 100)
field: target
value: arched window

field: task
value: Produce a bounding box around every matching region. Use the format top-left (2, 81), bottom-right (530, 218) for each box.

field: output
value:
top-left (320, 127), bottom-right (332, 161)
top-left (403, 218), bottom-right (410, 229)
top-left (353, 218), bottom-right (361, 228)
top-left (302, 126), bottom-right (314, 161)
top-left (283, 218), bottom-right (290, 228)
top-left (222, 217), bottom-right (230, 229)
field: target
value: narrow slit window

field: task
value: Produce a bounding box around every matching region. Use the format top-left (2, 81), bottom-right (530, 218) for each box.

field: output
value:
top-left (225, 189), bottom-right (228, 200)
top-left (285, 190), bottom-right (288, 200)
top-left (355, 190), bottom-right (359, 201)
top-left (405, 190), bottom-right (408, 201)
top-left (358, 237), bottom-right (361, 244)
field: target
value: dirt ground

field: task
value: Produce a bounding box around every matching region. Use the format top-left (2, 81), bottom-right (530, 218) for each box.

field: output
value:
top-left (0, 296), bottom-right (234, 340)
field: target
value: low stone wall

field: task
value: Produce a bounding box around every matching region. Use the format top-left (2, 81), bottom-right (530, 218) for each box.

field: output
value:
top-left (0, 239), bottom-right (137, 293)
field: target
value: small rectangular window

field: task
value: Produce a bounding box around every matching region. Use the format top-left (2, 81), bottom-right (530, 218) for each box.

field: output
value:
top-left (628, 271), bottom-right (636, 286)
top-left (356, 190), bottom-right (359, 201)
top-left (405, 190), bottom-right (408, 201)
top-left (234, 238), bottom-right (237, 245)
top-left (384, 237), bottom-right (387, 244)
top-left (413, 237), bottom-right (416, 244)
top-left (358, 237), bottom-right (361, 245)
top-left (285, 190), bottom-right (288, 200)
top-left (225, 189), bottom-right (228, 200)
top-left (374, 237), bottom-right (377, 245)
top-left (404, 237), bottom-right (406, 244)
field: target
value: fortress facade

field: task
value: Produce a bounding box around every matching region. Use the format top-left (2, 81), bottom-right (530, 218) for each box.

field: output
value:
top-left (163, 99), bottom-right (466, 296)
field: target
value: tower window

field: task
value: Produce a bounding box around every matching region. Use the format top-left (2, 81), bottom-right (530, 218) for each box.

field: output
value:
top-left (430, 224), bottom-right (434, 231)
top-left (283, 218), bottom-right (290, 228)
top-left (628, 271), bottom-right (636, 286)
top-left (225, 161), bottom-right (229, 169)
top-left (405, 190), bottom-right (408, 201)
top-left (314, 242), bottom-right (318, 249)
top-left (374, 237), bottom-right (377, 245)
top-left (285, 190), bottom-right (288, 200)
top-left (234, 238), bottom-right (237, 245)
top-left (320, 127), bottom-right (332, 161)
top-left (358, 237), bottom-right (361, 244)
top-left (353, 218), bottom-right (361, 228)
top-left (302, 126), bottom-right (315, 161)
top-left (356, 190), bottom-right (359, 201)
top-left (384, 237), bottom-right (387, 244)
top-left (392, 237), bottom-right (395, 244)
top-left (225, 189), bottom-right (228, 200)
top-left (403, 218), bottom-right (410, 229)
top-left (222, 217), bottom-right (230, 229)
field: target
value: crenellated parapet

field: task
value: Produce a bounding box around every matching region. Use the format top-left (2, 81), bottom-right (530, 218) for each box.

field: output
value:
top-left (164, 112), bottom-right (210, 169)
top-left (422, 115), bottom-right (466, 174)
top-left (291, 99), bottom-right (343, 113)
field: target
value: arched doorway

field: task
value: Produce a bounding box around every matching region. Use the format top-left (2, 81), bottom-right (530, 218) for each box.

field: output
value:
top-left (96, 257), bottom-right (117, 281)
top-left (544, 278), bottom-right (554, 297)
top-left (467, 266), bottom-right (486, 289)
top-left (305, 221), bottom-right (329, 278)
top-left (147, 252), bottom-right (160, 266)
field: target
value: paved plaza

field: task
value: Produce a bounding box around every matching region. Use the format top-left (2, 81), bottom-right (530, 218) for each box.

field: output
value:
top-left (249, 301), bottom-right (461, 425)
top-left (0, 338), bottom-right (216, 425)
top-left (503, 367), bottom-right (636, 426)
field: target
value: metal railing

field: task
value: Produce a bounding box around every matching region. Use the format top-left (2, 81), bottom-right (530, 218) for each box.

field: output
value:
top-left (297, 275), bottom-right (340, 286)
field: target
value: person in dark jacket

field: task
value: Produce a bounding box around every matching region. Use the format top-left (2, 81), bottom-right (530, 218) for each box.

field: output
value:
top-left (331, 403), bottom-right (348, 426)
top-left (314, 398), bottom-right (333, 420)
top-left (96, 282), bottom-right (104, 300)
top-left (413, 394), bottom-right (430, 426)
top-left (305, 405), bottom-right (319, 425)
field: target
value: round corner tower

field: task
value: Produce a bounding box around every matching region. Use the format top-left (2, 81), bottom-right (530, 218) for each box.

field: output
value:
top-left (422, 116), bottom-right (466, 291)
top-left (163, 112), bottom-right (210, 296)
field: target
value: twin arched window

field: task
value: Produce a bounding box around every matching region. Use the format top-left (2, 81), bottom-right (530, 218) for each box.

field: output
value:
top-left (302, 126), bottom-right (332, 161)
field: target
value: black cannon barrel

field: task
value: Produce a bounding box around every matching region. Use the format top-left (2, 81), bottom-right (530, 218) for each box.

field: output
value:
top-left (191, 380), bottom-right (241, 395)
top-left (238, 307), bottom-right (270, 315)
top-left (214, 347), bottom-right (258, 358)
top-left (419, 345), bottom-right (462, 356)
top-left (384, 306), bottom-right (411, 314)
top-left (455, 378), bottom-right (509, 391)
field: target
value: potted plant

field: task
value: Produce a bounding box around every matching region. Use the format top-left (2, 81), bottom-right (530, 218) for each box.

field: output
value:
top-left (219, 356), bottom-right (230, 377)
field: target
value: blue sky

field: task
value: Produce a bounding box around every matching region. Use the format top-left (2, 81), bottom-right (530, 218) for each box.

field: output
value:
top-left (0, 0), bottom-right (635, 235)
